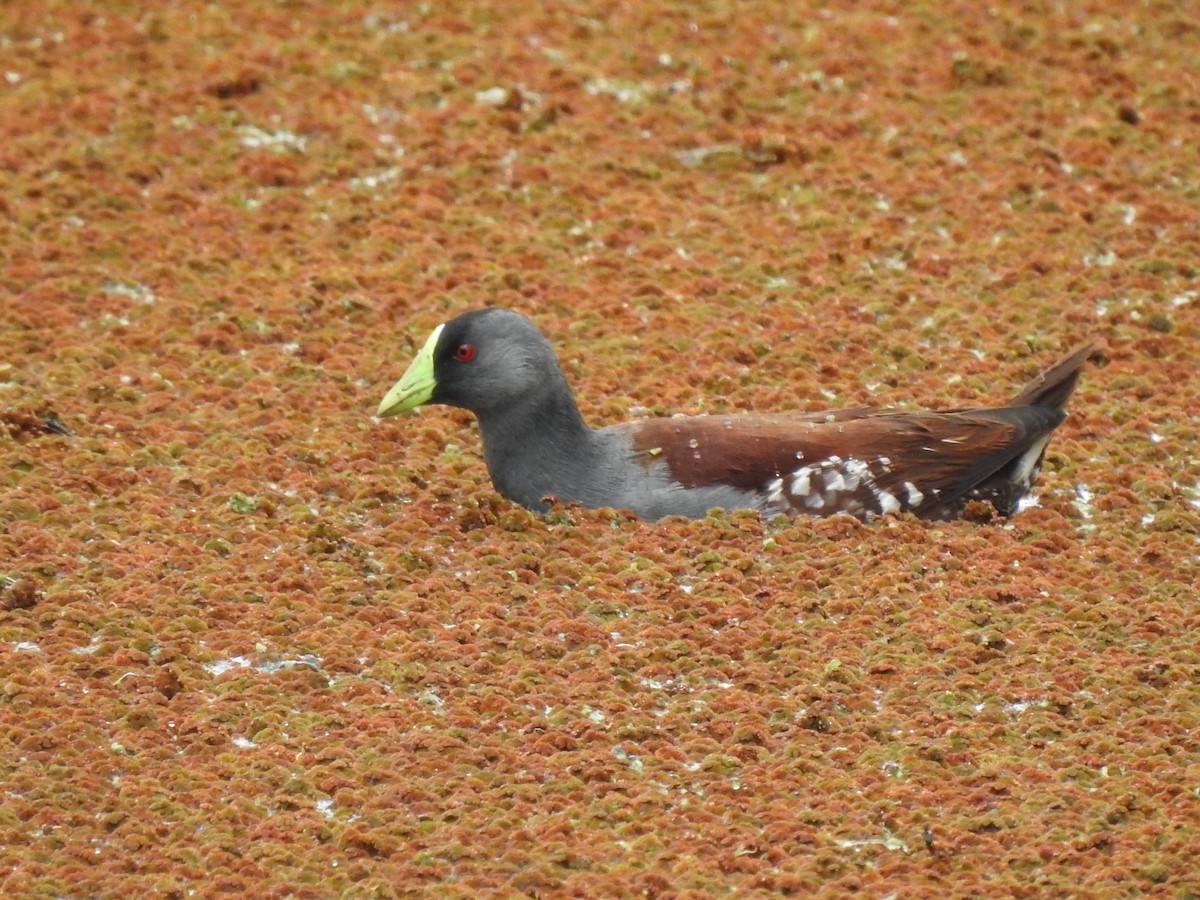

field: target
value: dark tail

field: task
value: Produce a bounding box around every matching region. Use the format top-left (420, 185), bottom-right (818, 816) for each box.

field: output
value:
top-left (1006, 340), bottom-right (1096, 409)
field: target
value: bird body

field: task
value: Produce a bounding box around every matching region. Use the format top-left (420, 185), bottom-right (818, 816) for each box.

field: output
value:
top-left (377, 308), bottom-right (1093, 521)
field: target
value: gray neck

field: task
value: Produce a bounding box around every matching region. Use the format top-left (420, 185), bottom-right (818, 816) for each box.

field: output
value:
top-left (477, 388), bottom-right (603, 511)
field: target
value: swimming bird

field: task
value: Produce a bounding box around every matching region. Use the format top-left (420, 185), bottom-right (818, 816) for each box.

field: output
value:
top-left (377, 308), bottom-right (1093, 521)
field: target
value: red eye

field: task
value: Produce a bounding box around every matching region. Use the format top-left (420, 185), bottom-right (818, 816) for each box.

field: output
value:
top-left (454, 343), bottom-right (476, 362)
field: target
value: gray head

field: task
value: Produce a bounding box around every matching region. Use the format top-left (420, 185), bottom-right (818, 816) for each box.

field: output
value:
top-left (376, 307), bottom-right (577, 421)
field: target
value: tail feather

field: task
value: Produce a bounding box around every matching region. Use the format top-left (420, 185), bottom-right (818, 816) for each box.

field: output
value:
top-left (1006, 340), bottom-right (1096, 409)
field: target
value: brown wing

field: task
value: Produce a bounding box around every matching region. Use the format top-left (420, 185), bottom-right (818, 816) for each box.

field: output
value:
top-left (621, 405), bottom-right (1065, 519)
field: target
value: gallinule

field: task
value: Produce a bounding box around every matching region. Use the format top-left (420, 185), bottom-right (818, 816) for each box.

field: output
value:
top-left (378, 308), bottom-right (1093, 521)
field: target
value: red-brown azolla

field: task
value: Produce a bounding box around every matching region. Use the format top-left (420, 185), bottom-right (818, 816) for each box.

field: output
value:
top-left (1, 0), bottom-right (1198, 895)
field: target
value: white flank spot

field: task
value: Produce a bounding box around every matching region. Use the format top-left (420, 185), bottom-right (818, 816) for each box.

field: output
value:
top-left (876, 489), bottom-right (901, 514)
top-left (904, 482), bottom-right (924, 506)
top-left (766, 477), bottom-right (785, 505)
top-left (825, 471), bottom-right (846, 492)
top-left (844, 458), bottom-right (872, 487)
top-left (791, 467), bottom-right (813, 496)
top-left (805, 492), bottom-right (826, 510)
